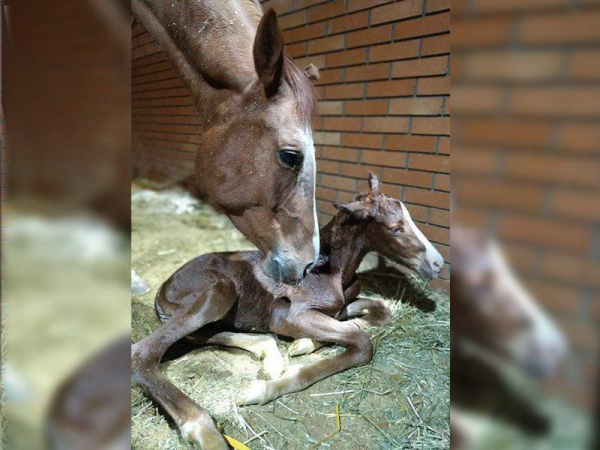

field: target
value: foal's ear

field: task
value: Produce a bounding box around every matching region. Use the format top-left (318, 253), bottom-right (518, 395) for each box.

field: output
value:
top-left (368, 172), bottom-right (380, 195)
top-left (304, 63), bottom-right (320, 81)
top-left (254, 8), bottom-right (284, 97)
top-left (334, 201), bottom-right (372, 220)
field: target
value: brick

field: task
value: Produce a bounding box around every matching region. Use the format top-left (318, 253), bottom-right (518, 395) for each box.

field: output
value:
top-left (318, 159), bottom-right (341, 174)
top-left (361, 150), bottom-right (406, 167)
top-left (327, 48), bottom-right (368, 68)
top-left (328, 11), bottom-right (369, 34)
top-left (455, 180), bottom-right (544, 211)
top-left (313, 131), bottom-right (341, 145)
top-left (551, 191), bottom-right (600, 221)
top-left (345, 63), bottom-right (390, 82)
top-left (279, 10), bottom-right (307, 30)
top-left (422, 34), bottom-right (450, 56)
top-left (347, 0), bottom-right (391, 13)
top-left (451, 86), bottom-right (504, 114)
top-left (308, 0), bottom-right (346, 22)
top-left (317, 101), bottom-right (344, 115)
top-left (362, 117), bottom-right (410, 133)
top-left (316, 186), bottom-right (338, 202)
top-left (293, 22), bottom-right (327, 42)
top-left (345, 99), bottom-right (388, 115)
top-left (307, 34), bottom-right (345, 54)
top-left (382, 168), bottom-right (433, 188)
top-left (434, 174), bottom-right (450, 191)
top-left (569, 50), bottom-right (600, 81)
top-left (460, 119), bottom-right (552, 147)
top-left (426, 0), bottom-right (450, 12)
top-left (340, 163), bottom-right (378, 179)
top-left (320, 173), bottom-right (356, 191)
top-left (452, 148), bottom-right (497, 175)
top-left (315, 68), bottom-right (344, 85)
top-left (386, 135), bottom-right (438, 152)
top-left (452, 18), bottom-right (513, 49)
top-left (505, 154), bottom-right (600, 188)
top-left (366, 79), bottom-right (415, 97)
top-left (325, 83), bottom-right (365, 99)
top-left (519, 12), bottom-right (600, 44)
top-left (498, 215), bottom-right (591, 252)
top-left (341, 132), bottom-right (383, 149)
top-left (395, 13), bottom-right (450, 40)
top-left (417, 77), bottom-right (449, 95)
top-left (322, 117), bottom-right (362, 131)
top-left (392, 56), bottom-right (448, 78)
top-left (370, 1), bottom-right (422, 25)
top-left (474, 0), bottom-right (567, 13)
top-left (557, 124), bottom-right (600, 155)
top-left (320, 146), bottom-right (360, 162)
top-left (346, 25), bottom-right (392, 48)
top-left (412, 117), bottom-right (450, 135)
top-left (511, 87), bottom-right (600, 117)
top-left (369, 40), bottom-right (420, 63)
top-left (409, 154), bottom-right (449, 172)
top-left (403, 188), bottom-right (450, 209)
top-left (388, 97), bottom-right (444, 115)
top-left (463, 51), bottom-right (564, 81)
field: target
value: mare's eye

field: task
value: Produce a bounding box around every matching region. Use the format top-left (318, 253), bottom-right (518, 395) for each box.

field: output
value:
top-left (278, 150), bottom-right (303, 169)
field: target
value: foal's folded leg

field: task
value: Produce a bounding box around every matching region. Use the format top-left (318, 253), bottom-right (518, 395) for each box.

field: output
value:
top-left (238, 310), bottom-right (373, 405)
top-left (132, 280), bottom-right (237, 450)
top-left (288, 297), bottom-right (391, 357)
top-left (186, 331), bottom-right (285, 379)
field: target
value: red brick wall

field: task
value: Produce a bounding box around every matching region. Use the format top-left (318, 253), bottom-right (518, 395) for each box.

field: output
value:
top-left (132, 0), bottom-right (450, 287)
top-left (453, 1), bottom-right (600, 407)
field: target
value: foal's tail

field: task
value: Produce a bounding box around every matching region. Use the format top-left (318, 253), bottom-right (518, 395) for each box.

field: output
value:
top-left (154, 284), bottom-right (171, 323)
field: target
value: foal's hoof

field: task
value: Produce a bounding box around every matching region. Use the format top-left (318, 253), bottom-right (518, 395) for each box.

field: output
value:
top-left (288, 338), bottom-right (319, 356)
top-left (180, 418), bottom-right (228, 450)
top-left (262, 353), bottom-right (285, 380)
top-left (236, 379), bottom-right (271, 406)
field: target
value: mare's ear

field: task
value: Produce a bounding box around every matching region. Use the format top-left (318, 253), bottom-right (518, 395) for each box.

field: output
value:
top-left (334, 201), bottom-right (372, 220)
top-left (304, 63), bottom-right (320, 81)
top-left (254, 8), bottom-right (284, 97)
top-left (368, 172), bottom-right (380, 195)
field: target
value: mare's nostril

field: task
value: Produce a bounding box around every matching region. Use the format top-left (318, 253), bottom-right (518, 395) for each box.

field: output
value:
top-left (303, 262), bottom-right (315, 277)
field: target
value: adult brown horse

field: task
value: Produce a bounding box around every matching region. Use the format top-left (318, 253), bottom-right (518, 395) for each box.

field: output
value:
top-left (132, 0), bottom-right (320, 285)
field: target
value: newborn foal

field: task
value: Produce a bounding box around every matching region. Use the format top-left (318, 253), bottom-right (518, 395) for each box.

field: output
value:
top-left (132, 174), bottom-right (444, 448)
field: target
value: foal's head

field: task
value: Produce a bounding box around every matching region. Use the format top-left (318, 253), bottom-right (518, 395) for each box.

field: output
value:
top-left (334, 174), bottom-right (444, 280)
top-left (196, 9), bottom-right (320, 285)
top-left (451, 227), bottom-right (567, 377)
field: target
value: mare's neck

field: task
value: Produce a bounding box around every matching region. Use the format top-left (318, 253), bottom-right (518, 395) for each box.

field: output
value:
top-left (321, 215), bottom-right (370, 287)
top-left (133, 0), bottom-right (260, 127)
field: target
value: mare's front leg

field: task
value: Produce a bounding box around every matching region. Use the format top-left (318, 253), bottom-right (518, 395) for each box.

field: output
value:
top-left (132, 279), bottom-right (237, 450)
top-left (238, 310), bottom-right (373, 405)
top-left (288, 297), bottom-right (392, 356)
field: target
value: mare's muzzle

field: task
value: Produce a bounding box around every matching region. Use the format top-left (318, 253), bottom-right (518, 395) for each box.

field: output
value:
top-left (264, 251), bottom-right (315, 286)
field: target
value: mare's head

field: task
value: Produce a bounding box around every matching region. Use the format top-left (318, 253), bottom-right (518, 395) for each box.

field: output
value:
top-left (197, 9), bottom-right (320, 285)
top-left (452, 226), bottom-right (567, 377)
top-left (334, 173), bottom-right (444, 280)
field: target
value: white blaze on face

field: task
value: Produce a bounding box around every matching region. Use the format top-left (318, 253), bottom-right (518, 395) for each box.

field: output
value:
top-left (490, 242), bottom-right (568, 377)
top-left (302, 126), bottom-right (320, 264)
top-left (400, 202), bottom-right (443, 272)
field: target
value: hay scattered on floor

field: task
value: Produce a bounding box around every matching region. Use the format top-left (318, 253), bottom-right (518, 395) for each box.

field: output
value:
top-left (131, 182), bottom-right (450, 449)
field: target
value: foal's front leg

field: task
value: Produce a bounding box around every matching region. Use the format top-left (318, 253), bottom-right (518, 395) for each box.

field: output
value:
top-left (132, 280), bottom-right (237, 450)
top-left (185, 331), bottom-right (285, 379)
top-left (238, 310), bottom-right (373, 405)
top-left (288, 297), bottom-right (392, 356)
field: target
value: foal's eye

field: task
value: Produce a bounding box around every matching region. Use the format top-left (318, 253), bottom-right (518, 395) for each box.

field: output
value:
top-left (277, 150), bottom-right (304, 169)
top-left (390, 226), bottom-right (403, 236)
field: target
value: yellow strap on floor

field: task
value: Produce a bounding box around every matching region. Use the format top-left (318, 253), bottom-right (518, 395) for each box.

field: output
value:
top-left (223, 434), bottom-right (251, 450)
